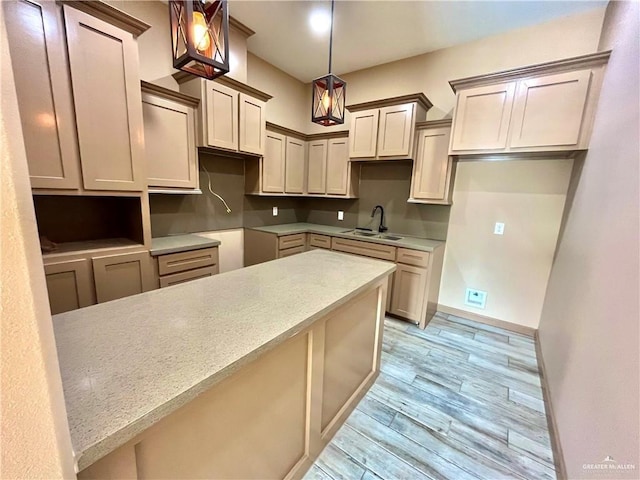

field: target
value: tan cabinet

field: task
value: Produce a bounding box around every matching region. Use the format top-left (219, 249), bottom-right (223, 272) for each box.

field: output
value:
top-left (326, 138), bottom-right (356, 196)
top-left (410, 120), bottom-right (455, 205)
top-left (4, 0), bottom-right (81, 190)
top-left (449, 52), bottom-right (610, 156)
top-left (44, 259), bottom-right (95, 314)
top-left (262, 131), bottom-right (287, 193)
top-left (348, 94), bottom-right (431, 160)
top-left (142, 82), bottom-right (199, 191)
top-left (177, 76), bottom-right (270, 156)
top-left (308, 234), bottom-right (331, 249)
top-left (156, 247), bottom-right (219, 288)
top-left (92, 251), bottom-right (154, 303)
top-left (285, 138), bottom-right (306, 194)
top-left (307, 140), bottom-right (328, 194)
top-left (390, 263), bottom-right (428, 322)
top-left (331, 237), bottom-right (397, 262)
top-left (278, 234), bottom-right (307, 258)
top-left (64, 5), bottom-right (145, 191)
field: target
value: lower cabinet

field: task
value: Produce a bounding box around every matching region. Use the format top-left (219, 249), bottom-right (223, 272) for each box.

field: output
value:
top-left (278, 233), bottom-right (307, 258)
top-left (389, 263), bottom-right (428, 322)
top-left (92, 251), bottom-right (156, 303)
top-left (43, 248), bottom-right (155, 315)
top-left (155, 247), bottom-right (219, 288)
top-left (308, 234), bottom-right (331, 250)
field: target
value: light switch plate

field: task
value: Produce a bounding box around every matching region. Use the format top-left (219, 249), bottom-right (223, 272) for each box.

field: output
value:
top-left (338, 211), bottom-right (344, 221)
top-left (494, 222), bottom-right (505, 235)
top-left (272, 206), bottom-right (278, 216)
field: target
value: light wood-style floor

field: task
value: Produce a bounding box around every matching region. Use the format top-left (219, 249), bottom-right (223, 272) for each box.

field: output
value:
top-left (305, 313), bottom-right (556, 480)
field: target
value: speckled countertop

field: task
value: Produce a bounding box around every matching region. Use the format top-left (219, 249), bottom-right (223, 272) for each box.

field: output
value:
top-left (52, 250), bottom-right (395, 471)
top-left (150, 234), bottom-right (221, 256)
top-left (248, 223), bottom-right (444, 252)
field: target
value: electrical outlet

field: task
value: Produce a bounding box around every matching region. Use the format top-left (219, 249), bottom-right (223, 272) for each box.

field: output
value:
top-left (272, 206), bottom-right (278, 216)
top-left (465, 288), bottom-right (487, 309)
top-left (494, 222), bottom-right (505, 235)
top-left (338, 210), bottom-right (344, 221)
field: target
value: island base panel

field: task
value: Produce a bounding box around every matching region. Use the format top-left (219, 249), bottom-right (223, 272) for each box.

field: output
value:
top-left (78, 277), bottom-right (388, 480)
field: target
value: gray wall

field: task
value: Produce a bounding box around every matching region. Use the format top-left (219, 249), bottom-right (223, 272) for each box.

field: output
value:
top-left (150, 154), bottom-right (450, 240)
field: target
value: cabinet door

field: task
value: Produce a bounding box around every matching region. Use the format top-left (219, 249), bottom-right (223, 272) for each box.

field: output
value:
top-left (92, 251), bottom-right (154, 303)
top-left (509, 70), bottom-right (592, 149)
top-left (44, 259), bottom-right (94, 314)
top-left (4, 0), bottom-right (80, 190)
top-left (450, 82), bottom-right (516, 152)
top-left (262, 131), bottom-right (286, 193)
top-left (411, 127), bottom-right (452, 202)
top-left (285, 137), bottom-right (306, 194)
top-left (377, 103), bottom-right (415, 158)
top-left (239, 93), bottom-right (266, 156)
top-left (349, 109), bottom-right (379, 158)
top-left (326, 138), bottom-right (349, 195)
top-left (307, 139), bottom-right (328, 194)
top-left (143, 93), bottom-right (198, 189)
top-left (205, 82), bottom-right (239, 151)
top-left (63, 5), bottom-right (144, 191)
top-left (390, 264), bottom-right (428, 322)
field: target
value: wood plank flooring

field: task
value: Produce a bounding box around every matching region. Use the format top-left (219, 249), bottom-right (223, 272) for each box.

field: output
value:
top-left (305, 312), bottom-right (556, 480)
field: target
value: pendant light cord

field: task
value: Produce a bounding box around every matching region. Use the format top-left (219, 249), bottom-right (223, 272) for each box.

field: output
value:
top-left (328, 0), bottom-right (335, 73)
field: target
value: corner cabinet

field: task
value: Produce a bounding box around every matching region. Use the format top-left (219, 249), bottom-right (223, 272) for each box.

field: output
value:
top-left (449, 51), bottom-right (610, 156)
top-left (409, 120), bottom-right (455, 205)
top-left (176, 73), bottom-right (271, 156)
top-left (4, 0), bottom-right (150, 193)
top-left (142, 82), bottom-right (200, 192)
top-left (348, 94), bottom-right (432, 160)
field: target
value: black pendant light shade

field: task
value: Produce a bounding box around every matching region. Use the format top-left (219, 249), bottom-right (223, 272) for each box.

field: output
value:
top-left (312, 73), bottom-right (346, 126)
top-left (312, 0), bottom-right (346, 126)
top-left (169, 0), bottom-right (230, 80)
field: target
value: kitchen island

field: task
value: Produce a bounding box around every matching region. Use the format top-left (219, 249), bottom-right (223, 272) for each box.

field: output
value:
top-left (52, 250), bottom-right (395, 479)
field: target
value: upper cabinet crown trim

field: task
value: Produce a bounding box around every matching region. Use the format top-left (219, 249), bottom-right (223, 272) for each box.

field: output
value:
top-left (141, 81), bottom-right (200, 107)
top-left (265, 122), bottom-right (348, 141)
top-left (346, 93), bottom-right (433, 112)
top-left (416, 119), bottom-right (453, 129)
top-left (172, 72), bottom-right (273, 102)
top-left (229, 16), bottom-right (255, 38)
top-left (449, 51), bottom-right (612, 92)
top-left (59, 1), bottom-right (151, 37)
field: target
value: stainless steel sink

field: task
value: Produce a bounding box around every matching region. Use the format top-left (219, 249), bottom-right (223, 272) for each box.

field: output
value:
top-left (354, 231), bottom-right (377, 237)
top-left (378, 234), bottom-right (403, 241)
top-left (342, 230), bottom-right (403, 241)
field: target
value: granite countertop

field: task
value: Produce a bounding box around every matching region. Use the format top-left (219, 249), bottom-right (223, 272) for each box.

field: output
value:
top-left (150, 234), bottom-right (221, 256)
top-left (247, 223), bottom-right (445, 253)
top-left (52, 250), bottom-right (395, 471)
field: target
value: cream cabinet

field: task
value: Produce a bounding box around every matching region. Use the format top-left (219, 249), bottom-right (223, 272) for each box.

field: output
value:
top-left (4, 0), bottom-right (81, 190)
top-left (177, 75), bottom-right (270, 156)
top-left (410, 120), bottom-right (455, 205)
top-left (285, 137), bottom-right (306, 194)
top-left (5, 0), bottom-right (149, 193)
top-left (92, 251), bottom-right (155, 303)
top-left (262, 131), bottom-right (287, 193)
top-left (156, 247), bottom-right (219, 288)
top-left (64, 5), bottom-right (146, 192)
top-left (44, 259), bottom-right (95, 315)
top-left (449, 52), bottom-right (610, 156)
top-left (306, 137), bottom-right (359, 197)
top-left (307, 140), bottom-right (328, 194)
top-left (142, 82), bottom-right (199, 191)
top-left (390, 263), bottom-right (428, 322)
top-left (348, 94), bottom-right (431, 160)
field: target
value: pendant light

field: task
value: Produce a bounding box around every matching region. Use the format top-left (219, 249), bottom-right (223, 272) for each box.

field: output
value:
top-left (311, 0), bottom-right (346, 126)
top-left (169, 0), bottom-right (230, 80)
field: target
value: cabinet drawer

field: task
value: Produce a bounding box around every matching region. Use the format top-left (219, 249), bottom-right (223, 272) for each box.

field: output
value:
top-left (308, 234), bottom-right (331, 249)
top-left (159, 265), bottom-right (218, 288)
top-left (278, 234), bottom-right (305, 250)
top-left (279, 245), bottom-right (305, 258)
top-left (396, 248), bottom-right (430, 268)
top-left (157, 247), bottom-right (218, 276)
top-left (331, 237), bottom-right (396, 261)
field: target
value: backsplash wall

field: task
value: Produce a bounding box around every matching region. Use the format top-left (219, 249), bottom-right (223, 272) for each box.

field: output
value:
top-left (302, 161), bottom-right (451, 240)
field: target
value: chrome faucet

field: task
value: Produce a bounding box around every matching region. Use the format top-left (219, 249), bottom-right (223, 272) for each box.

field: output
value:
top-left (371, 205), bottom-right (388, 233)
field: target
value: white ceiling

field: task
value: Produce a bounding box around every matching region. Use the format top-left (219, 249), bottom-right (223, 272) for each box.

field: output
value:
top-left (229, 1), bottom-right (606, 83)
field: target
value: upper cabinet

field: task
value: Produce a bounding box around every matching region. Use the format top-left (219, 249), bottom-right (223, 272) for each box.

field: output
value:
top-left (449, 52), bottom-right (611, 156)
top-left (410, 120), bottom-right (455, 205)
top-left (348, 94), bottom-right (432, 161)
top-left (4, 0), bottom-right (150, 193)
top-left (176, 74), bottom-right (271, 157)
top-left (141, 82), bottom-right (199, 192)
